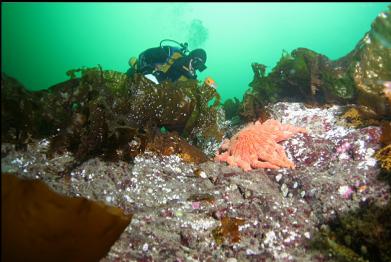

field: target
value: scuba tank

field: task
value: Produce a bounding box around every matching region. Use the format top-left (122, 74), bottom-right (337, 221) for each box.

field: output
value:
top-left (127, 39), bottom-right (202, 83)
top-left (157, 39), bottom-right (190, 75)
top-left (159, 39), bottom-right (189, 56)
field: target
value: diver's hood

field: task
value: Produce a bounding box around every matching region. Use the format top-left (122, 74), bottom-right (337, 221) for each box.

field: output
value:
top-left (196, 62), bottom-right (207, 72)
top-left (189, 49), bottom-right (207, 71)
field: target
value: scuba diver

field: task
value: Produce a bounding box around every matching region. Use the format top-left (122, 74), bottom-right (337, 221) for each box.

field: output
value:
top-left (127, 39), bottom-right (207, 84)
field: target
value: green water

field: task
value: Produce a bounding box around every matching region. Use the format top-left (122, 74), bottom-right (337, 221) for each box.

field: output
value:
top-left (2, 2), bottom-right (390, 102)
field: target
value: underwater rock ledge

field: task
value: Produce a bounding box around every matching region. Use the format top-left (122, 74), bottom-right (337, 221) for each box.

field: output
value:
top-left (2, 6), bottom-right (391, 261)
top-left (238, 6), bottom-right (391, 121)
top-left (1, 69), bottom-right (225, 167)
top-left (2, 101), bottom-right (390, 261)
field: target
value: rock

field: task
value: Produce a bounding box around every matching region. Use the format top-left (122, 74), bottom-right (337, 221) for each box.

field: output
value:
top-left (242, 6), bottom-right (391, 118)
top-left (1, 68), bottom-right (225, 165)
top-left (2, 101), bottom-right (389, 261)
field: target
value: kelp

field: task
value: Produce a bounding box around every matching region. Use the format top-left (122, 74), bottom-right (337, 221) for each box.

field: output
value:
top-left (185, 81), bottom-right (224, 143)
top-left (376, 144), bottom-right (391, 173)
top-left (1, 67), bottom-right (224, 166)
top-left (212, 216), bottom-right (246, 245)
top-left (1, 73), bottom-right (58, 146)
top-left (259, 48), bottom-right (356, 105)
top-left (375, 121), bottom-right (391, 174)
top-left (242, 5), bottom-right (391, 119)
top-left (338, 105), bottom-right (381, 128)
top-left (240, 62), bottom-right (280, 121)
top-left (222, 97), bottom-right (241, 120)
top-left (145, 131), bottom-right (208, 164)
top-left (311, 199), bottom-right (391, 262)
top-left (2, 173), bottom-right (132, 262)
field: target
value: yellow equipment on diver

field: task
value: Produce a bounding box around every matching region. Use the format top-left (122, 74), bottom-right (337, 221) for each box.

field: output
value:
top-left (128, 57), bottom-right (138, 70)
top-left (204, 76), bottom-right (217, 88)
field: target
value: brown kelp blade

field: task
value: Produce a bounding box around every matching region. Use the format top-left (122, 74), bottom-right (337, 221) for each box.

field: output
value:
top-left (1, 174), bottom-right (132, 262)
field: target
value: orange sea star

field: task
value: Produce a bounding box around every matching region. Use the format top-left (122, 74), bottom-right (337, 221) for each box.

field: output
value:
top-left (215, 119), bottom-right (307, 171)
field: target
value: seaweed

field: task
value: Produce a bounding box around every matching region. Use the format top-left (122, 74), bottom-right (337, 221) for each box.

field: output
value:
top-left (339, 106), bottom-right (381, 128)
top-left (212, 216), bottom-right (246, 245)
top-left (2, 173), bottom-right (132, 262)
top-left (241, 6), bottom-right (391, 119)
top-left (222, 97), bottom-right (241, 120)
top-left (2, 67), bottom-right (223, 168)
top-left (311, 199), bottom-right (391, 262)
top-left (145, 131), bottom-right (208, 164)
top-left (376, 144), bottom-right (391, 174)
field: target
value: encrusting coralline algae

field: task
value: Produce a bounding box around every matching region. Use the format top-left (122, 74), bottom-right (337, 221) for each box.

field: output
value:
top-left (2, 102), bottom-right (388, 261)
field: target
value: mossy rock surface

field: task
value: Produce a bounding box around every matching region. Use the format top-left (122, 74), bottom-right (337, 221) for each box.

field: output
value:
top-left (242, 5), bottom-right (391, 119)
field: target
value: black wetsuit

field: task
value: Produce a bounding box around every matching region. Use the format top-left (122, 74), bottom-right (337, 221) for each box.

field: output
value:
top-left (164, 56), bottom-right (197, 82)
top-left (137, 46), bottom-right (170, 75)
top-left (135, 46), bottom-right (197, 82)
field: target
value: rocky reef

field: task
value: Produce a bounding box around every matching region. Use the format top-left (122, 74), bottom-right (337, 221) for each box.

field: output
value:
top-left (1, 68), bottom-right (224, 167)
top-left (239, 5), bottom-right (391, 121)
top-left (2, 5), bottom-right (391, 262)
top-left (2, 101), bottom-right (390, 261)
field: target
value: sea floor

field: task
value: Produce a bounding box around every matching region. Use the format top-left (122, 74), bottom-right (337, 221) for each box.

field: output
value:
top-left (2, 102), bottom-right (389, 261)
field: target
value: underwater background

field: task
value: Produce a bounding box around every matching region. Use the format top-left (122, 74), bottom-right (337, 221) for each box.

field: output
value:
top-left (2, 2), bottom-right (390, 102)
top-left (3, 2), bottom-right (391, 261)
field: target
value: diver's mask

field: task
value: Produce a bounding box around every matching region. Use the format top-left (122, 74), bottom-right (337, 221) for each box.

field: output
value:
top-left (191, 57), bottom-right (207, 72)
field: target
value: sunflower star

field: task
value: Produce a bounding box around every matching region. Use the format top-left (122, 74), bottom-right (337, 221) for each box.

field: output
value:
top-left (215, 119), bottom-right (307, 171)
